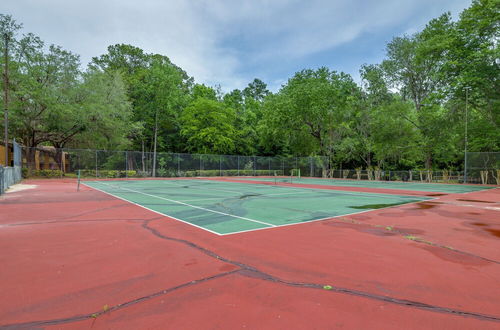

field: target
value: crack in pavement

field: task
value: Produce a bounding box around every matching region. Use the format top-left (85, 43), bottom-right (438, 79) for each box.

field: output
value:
top-left (1, 216), bottom-right (164, 227)
top-left (2, 219), bottom-right (499, 328)
top-left (334, 217), bottom-right (500, 265)
top-left (0, 270), bottom-right (240, 329)
top-left (141, 220), bottom-right (500, 323)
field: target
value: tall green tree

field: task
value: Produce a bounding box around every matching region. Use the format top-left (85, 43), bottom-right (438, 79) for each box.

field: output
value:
top-left (381, 14), bottom-right (458, 168)
top-left (262, 68), bottom-right (360, 161)
top-left (180, 98), bottom-right (237, 154)
top-left (91, 45), bottom-right (193, 153)
top-left (444, 0), bottom-right (500, 152)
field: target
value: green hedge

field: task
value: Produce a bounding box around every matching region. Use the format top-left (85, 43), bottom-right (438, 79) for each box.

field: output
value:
top-left (183, 169), bottom-right (281, 177)
top-left (23, 169), bottom-right (283, 178)
top-left (30, 169), bottom-right (64, 177)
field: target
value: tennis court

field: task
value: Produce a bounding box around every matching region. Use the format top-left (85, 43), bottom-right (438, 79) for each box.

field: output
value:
top-left (83, 179), bottom-right (429, 235)
top-left (234, 176), bottom-right (494, 193)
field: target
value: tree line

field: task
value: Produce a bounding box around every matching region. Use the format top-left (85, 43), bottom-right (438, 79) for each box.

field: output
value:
top-left (0, 0), bottom-right (498, 171)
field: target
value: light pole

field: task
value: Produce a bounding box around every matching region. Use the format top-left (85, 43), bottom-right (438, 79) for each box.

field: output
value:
top-left (3, 33), bottom-right (9, 167)
top-left (463, 86), bottom-right (471, 184)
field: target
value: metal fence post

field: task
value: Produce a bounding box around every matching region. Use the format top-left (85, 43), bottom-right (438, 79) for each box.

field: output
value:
top-left (253, 156), bottom-right (257, 176)
top-left (95, 150), bottom-right (98, 178)
top-left (125, 151), bottom-right (128, 178)
top-left (310, 157), bottom-right (313, 177)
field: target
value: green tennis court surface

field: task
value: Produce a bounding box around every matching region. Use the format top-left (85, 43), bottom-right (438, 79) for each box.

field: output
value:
top-left (83, 179), bottom-right (429, 235)
top-left (235, 177), bottom-right (494, 193)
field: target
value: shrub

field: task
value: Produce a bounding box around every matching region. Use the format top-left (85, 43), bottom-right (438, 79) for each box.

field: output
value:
top-left (31, 169), bottom-right (64, 177)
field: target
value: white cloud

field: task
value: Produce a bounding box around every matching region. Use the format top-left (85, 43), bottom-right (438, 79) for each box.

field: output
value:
top-left (2, 0), bottom-right (471, 91)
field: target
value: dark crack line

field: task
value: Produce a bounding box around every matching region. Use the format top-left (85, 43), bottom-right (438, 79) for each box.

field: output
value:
top-left (238, 269), bottom-right (500, 322)
top-left (141, 219), bottom-right (500, 323)
top-left (334, 217), bottom-right (500, 265)
top-left (2, 216), bottom-right (165, 227)
top-left (55, 203), bottom-right (132, 221)
top-left (3, 219), bottom-right (499, 328)
top-left (0, 270), bottom-right (239, 329)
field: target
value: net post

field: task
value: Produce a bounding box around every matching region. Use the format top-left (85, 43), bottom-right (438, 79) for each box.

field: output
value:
top-left (77, 169), bottom-right (81, 192)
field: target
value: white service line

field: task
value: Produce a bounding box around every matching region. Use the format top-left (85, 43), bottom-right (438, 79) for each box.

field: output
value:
top-left (179, 191), bottom-right (310, 202)
top-left (235, 177), bottom-right (495, 195)
top-left (159, 179), bottom-right (247, 195)
top-left (95, 181), bottom-right (276, 228)
top-left (80, 182), bottom-right (223, 236)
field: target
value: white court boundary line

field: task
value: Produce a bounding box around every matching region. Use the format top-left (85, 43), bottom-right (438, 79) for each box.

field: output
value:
top-left (222, 196), bottom-right (439, 236)
top-left (82, 179), bottom-right (434, 236)
top-left (233, 177), bottom-right (496, 194)
top-left (81, 182), bottom-right (223, 236)
top-left (157, 179), bottom-right (250, 195)
top-left (179, 191), bottom-right (308, 202)
top-left (90, 181), bottom-right (276, 228)
top-left (194, 179), bottom-right (429, 200)
top-left (123, 178), bottom-right (425, 200)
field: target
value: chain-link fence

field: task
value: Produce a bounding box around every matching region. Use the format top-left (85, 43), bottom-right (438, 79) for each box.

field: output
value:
top-left (466, 152), bottom-right (500, 185)
top-left (21, 147), bottom-right (330, 179)
top-left (0, 140), bottom-right (22, 194)
top-left (18, 147), bottom-right (499, 185)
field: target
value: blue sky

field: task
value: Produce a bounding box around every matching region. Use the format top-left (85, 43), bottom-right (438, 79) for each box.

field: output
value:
top-left (3, 0), bottom-right (472, 92)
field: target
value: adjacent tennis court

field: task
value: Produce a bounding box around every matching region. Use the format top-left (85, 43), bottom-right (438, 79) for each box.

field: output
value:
top-left (234, 176), bottom-right (494, 193)
top-left (83, 179), bottom-right (430, 235)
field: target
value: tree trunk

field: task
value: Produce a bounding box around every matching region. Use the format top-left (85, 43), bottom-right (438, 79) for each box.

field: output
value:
top-left (425, 153), bottom-right (432, 170)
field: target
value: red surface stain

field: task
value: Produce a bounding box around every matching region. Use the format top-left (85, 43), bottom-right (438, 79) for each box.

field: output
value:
top-left (457, 199), bottom-right (495, 203)
top-left (414, 202), bottom-right (438, 209)
top-left (485, 229), bottom-right (500, 238)
top-left (418, 245), bottom-right (490, 267)
top-left (472, 222), bottom-right (488, 227)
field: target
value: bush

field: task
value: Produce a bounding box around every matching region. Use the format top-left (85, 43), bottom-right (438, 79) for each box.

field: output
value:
top-left (97, 170), bottom-right (137, 178)
top-left (31, 169), bottom-right (64, 177)
top-left (183, 169), bottom-right (280, 177)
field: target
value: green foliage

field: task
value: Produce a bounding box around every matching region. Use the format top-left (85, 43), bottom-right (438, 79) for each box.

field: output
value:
top-left (180, 98), bottom-right (237, 154)
top-left (30, 169), bottom-right (64, 177)
top-left (184, 169), bottom-right (278, 177)
top-left (262, 67), bottom-right (361, 159)
top-left (2, 1), bottom-right (498, 173)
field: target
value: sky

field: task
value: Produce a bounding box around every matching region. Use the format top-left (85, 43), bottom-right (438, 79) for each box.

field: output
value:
top-left (2, 0), bottom-right (472, 92)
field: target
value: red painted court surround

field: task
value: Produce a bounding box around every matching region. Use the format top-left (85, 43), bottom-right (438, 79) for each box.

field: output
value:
top-left (0, 179), bottom-right (499, 329)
